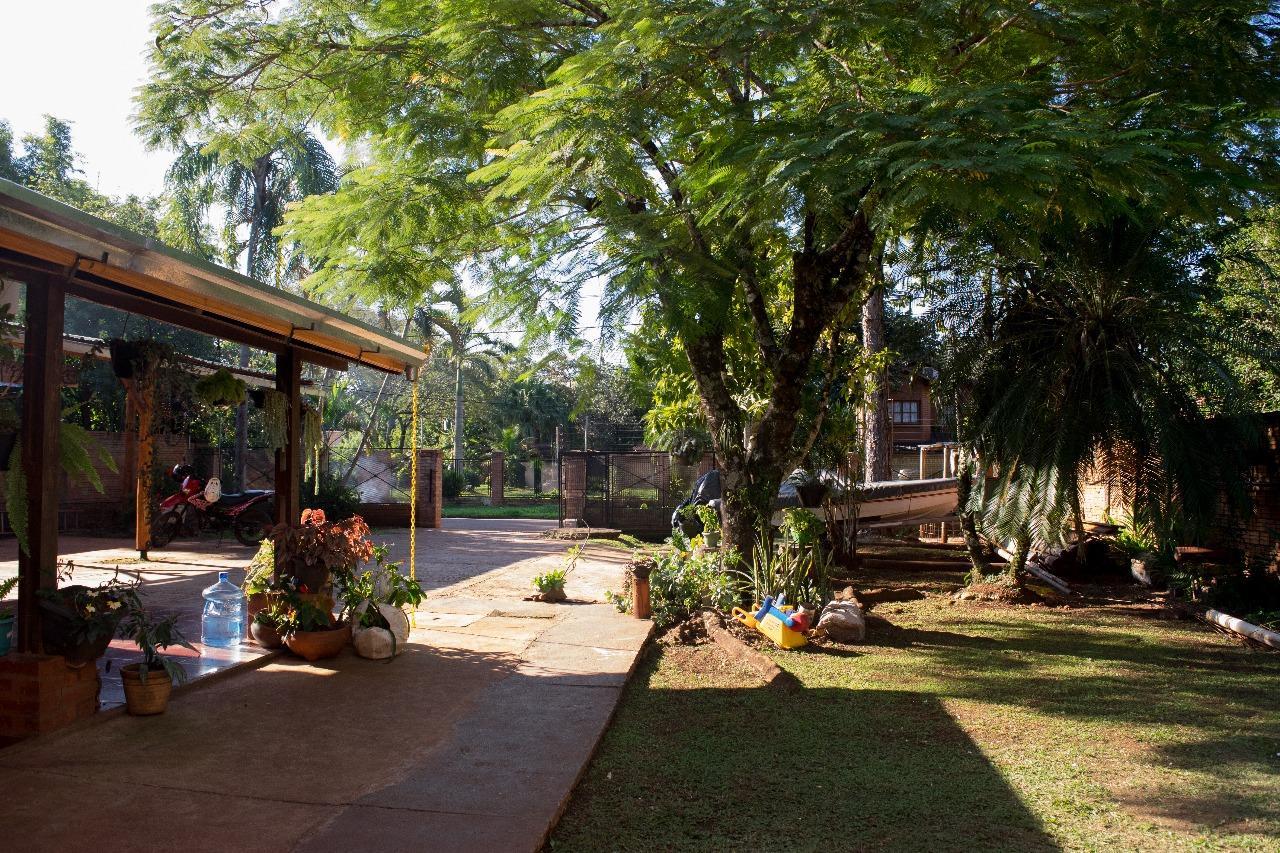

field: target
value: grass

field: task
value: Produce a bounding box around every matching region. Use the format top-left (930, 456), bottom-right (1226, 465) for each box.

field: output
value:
top-left (441, 503), bottom-right (559, 519)
top-left (549, 566), bottom-right (1280, 852)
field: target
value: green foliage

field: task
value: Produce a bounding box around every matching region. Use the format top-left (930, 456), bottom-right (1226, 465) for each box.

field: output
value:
top-left (258, 388), bottom-right (288, 450)
top-left (779, 508), bottom-right (824, 548)
top-left (116, 599), bottom-right (196, 685)
top-left (335, 545), bottom-right (426, 635)
top-left (306, 471), bottom-right (361, 522)
top-left (741, 529), bottom-right (834, 611)
top-left (194, 368), bottom-right (247, 407)
top-left (0, 574), bottom-right (19, 601)
top-left (648, 535), bottom-right (739, 627)
top-left (242, 540), bottom-right (275, 596)
top-left (532, 567), bottom-right (567, 596)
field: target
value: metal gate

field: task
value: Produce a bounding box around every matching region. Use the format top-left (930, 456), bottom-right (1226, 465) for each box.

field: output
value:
top-left (561, 451), bottom-right (708, 536)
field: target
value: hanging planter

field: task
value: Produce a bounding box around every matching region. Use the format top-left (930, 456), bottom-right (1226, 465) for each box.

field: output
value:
top-left (194, 368), bottom-right (248, 407)
top-left (108, 339), bottom-right (174, 380)
top-left (260, 388), bottom-right (288, 449)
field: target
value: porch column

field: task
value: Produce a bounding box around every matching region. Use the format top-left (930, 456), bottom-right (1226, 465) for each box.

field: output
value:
top-left (274, 347), bottom-right (302, 526)
top-left (17, 274), bottom-right (65, 652)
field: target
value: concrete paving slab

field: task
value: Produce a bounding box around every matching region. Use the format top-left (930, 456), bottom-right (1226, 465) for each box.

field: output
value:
top-left (0, 518), bottom-right (653, 852)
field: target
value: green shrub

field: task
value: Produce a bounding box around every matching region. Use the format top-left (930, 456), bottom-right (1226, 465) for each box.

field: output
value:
top-left (442, 468), bottom-right (465, 499)
top-left (648, 534), bottom-right (739, 627)
top-left (304, 471), bottom-right (361, 521)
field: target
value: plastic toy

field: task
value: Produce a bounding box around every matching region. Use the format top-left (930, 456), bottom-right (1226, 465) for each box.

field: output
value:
top-left (731, 593), bottom-right (809, 649)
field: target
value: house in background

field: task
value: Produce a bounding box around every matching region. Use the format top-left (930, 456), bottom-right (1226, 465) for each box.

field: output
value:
top-left (887, 369), bottom-right (951, 446)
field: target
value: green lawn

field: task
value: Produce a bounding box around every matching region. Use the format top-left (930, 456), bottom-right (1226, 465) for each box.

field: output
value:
top-left (441, 503), bottom-right (559, 519)
top-left (549, 569), bottom-right (1280, 852)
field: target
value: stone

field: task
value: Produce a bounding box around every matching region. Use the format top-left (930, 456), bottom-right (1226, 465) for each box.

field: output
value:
top-left (817, 600), bottom-right (866, 643)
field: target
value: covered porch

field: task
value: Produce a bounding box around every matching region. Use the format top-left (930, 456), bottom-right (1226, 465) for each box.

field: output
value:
top-left (0, 177), bottom-right (428, 738)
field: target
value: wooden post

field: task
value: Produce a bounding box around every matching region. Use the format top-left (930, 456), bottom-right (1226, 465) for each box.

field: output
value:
top-left (17, 274), bottom-right (65, 652)
top-left (275, 347), bottom-right (302, 527)
top-left (133, 379), bottom-right (154, 557)
top-left (918, 445), bottom-right (926, 480)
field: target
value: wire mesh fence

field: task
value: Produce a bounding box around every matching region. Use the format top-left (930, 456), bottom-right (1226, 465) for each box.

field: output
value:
top-left (328, 447), bottom-right (415, 503)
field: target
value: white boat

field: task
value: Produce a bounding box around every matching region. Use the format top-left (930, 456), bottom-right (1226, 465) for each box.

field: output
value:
top-left (774, 476), bottom-right (958, 527)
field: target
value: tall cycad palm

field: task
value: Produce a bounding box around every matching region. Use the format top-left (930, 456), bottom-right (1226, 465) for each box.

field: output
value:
top-left (419, 285), bottom-right (511, 470)
top-left (957, 218), bottom-right (1257, 572)
top-left (164, 130), bottom-right (339, 489)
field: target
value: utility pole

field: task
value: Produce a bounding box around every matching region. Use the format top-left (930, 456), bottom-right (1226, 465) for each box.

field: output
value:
top-left (554, 425), bottom-right (561, 463)
top-left (583, 415), bottom-right (589, 451)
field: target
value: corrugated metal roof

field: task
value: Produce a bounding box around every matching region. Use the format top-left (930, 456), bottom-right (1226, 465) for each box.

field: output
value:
top-left (0, 178), bottom-right (426, 375)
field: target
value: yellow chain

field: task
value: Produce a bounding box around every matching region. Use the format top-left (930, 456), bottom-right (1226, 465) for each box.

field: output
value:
top-left (408, 369), bottom-right (419, 628)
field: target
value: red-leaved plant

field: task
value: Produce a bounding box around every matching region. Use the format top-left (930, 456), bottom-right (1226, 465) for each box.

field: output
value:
top-left (271, 509), bottom-right (375, 593)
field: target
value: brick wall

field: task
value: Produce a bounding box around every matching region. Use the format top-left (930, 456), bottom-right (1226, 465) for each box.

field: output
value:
top-left (0, 653), bottom-right (100, 742)
top-left (1078, 416), bottom-right (1280, 574)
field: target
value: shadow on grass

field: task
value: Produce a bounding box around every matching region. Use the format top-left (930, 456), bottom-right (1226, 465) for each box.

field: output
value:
top-left (551, 657), bottom-right (1059, 852)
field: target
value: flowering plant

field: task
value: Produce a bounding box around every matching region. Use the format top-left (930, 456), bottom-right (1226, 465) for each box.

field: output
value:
top-left (36, 566), bottom-right (138, 652)
top-left (271, 509), bottom-right (374, 592)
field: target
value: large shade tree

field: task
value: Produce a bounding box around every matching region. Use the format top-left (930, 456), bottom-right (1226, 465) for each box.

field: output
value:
top-left (141, 1), bottom-right (1280, 558)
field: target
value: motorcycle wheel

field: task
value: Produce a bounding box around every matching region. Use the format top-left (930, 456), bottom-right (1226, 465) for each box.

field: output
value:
top-left (151, 510), bottom-right (181, 548)
top-left (234, 506), bottom-right (273, 547)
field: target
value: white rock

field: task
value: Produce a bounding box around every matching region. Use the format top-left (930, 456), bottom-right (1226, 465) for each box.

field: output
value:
top-left (817, 600), bottom-right (866, 643)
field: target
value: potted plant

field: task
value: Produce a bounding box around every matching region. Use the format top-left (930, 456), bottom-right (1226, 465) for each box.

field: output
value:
top-left (337, 548), bottom-right (425, 660)
top-left (249, 596), bottom-right (288, 649)
top-left (242, 539), bottom-right (276, 621)
top-left (37, 571), bottom-right (135, 665)
top-left (108, 338), bottom-right (174, 380)
top-left (0, 575), bottom-right (18, 656)
top-left (194, 368), bottom-right (248, 407)
top-left (695, 503), bottom-right (721, 548)
top-left (280, 595), bottom-right (350, 661)
top-left (116, 599), bottom-right (196, 716)
top-left (271, 509), bottom-right (374, 607)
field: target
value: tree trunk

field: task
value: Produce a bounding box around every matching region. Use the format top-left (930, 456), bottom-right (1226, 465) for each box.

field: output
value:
top-left (861, 282), bottom-right (891, 483)
top-left (956, 460), bottom-right (993, 580)
top-left (233, 344), bottom-right (250, 491)
top-left (233, 157), bottom-right (272, 492)
top-left (453, 359), bottom-right (465, 473)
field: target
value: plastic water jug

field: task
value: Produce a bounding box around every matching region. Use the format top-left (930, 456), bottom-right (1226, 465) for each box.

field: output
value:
top-left (201, 571), bottom-right (244, 648)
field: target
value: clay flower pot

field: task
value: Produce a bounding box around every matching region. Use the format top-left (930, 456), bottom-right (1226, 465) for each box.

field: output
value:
top-left (285, 622), bottom-right (351, 662)
top-left (121, 663), bottom-right (174, 716)
top-left (249, 620), bottom-right (283, 649)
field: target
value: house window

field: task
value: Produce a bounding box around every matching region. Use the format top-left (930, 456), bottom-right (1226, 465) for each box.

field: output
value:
top-left (891, 400), bottom-right (920, 424)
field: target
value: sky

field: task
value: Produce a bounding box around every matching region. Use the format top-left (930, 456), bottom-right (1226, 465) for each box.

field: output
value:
top-left (1, 1), bottom-right (170, 198)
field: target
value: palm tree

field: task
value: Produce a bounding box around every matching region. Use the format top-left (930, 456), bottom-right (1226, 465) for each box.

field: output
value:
top-left (164, 130), bottom-right (339, 489)
top-left (953, 218), bottom-right (1257, 576)
top-left (418, 285), bottom-right (510, 471)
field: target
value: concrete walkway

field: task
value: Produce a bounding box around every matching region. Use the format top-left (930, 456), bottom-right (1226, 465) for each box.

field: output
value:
top-left (0, 519), bottom-right (650, 852)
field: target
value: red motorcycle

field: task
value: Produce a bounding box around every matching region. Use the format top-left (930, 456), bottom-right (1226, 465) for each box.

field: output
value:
top-left (152, 464), bottom-right (276, 548)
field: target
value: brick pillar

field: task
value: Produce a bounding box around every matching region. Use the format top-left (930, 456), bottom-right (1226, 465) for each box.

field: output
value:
top-left (416, 449), bottom-right (442, 528)
top-left (562, 452), bottom-right (587, 525)
top-left (489, 452), bottom-right (504, 506)
top-left (697, 451), bottom-right (717, 478)
top-left (0, 653), bottom-right (101, 740)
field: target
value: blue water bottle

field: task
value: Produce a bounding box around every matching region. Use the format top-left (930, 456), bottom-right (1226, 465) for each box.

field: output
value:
top-left (201, 571), bottom-right (245, 648)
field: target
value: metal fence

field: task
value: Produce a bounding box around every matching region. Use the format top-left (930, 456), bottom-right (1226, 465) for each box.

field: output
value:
top-left (564, 451), bottom-right (707, 534)
top-left (441, 455), bottom-right (560, 507)
top-left (328, 447), bottom-right (415, 503)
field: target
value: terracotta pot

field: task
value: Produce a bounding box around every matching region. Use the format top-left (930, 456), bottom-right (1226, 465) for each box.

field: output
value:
top-left (121, 663), bottom-right (174, 716)
top-left (249, 620), bottom-right (283, 649)
top-left (285, 622), bottom-right (350, 662)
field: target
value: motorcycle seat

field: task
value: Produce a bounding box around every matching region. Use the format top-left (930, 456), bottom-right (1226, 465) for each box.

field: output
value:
top-left (217, 490), bottom-right (270, 504)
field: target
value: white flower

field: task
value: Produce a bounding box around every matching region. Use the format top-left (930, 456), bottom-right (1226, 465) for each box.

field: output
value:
top-left (106, 600), bottom-right (121, 611)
